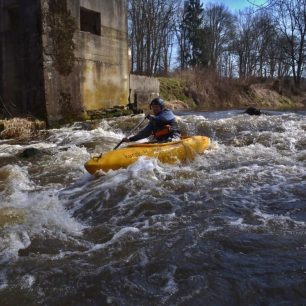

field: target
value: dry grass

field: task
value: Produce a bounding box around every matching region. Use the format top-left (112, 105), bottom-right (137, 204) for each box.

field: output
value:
top-left (173, 69), bottom-right (244, 109)
top-left (170, 69), bottom-right (303, 110)
top-left (0, 118), bottom-right (46, 140)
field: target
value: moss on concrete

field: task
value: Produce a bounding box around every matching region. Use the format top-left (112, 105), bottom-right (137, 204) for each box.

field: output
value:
top-left (87, 107), bottom-right (133, 120)
top-left (47, 0), bottom-right (77, 76)
top-left (50, 107), bottom-right (133, 128)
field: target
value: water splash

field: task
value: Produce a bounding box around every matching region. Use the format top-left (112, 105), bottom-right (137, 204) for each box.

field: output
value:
top-left (0, 110), bottom-right (305, 305)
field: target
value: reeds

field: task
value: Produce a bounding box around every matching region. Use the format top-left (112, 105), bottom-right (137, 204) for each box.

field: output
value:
top-left (0, 118), bottom-right (46, 140)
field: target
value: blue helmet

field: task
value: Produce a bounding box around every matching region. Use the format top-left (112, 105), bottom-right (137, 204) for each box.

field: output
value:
top-left (150, 97), bottom-right (165, 109)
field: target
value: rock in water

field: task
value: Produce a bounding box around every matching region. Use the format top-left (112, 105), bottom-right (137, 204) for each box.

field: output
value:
top-left (19, 148), bottom-right (42, 158)
top-left (245, 107), bottom-right (261, 116)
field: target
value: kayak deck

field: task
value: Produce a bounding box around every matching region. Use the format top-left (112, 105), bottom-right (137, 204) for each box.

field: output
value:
top-left (84, 136), bottom-right (210, 174)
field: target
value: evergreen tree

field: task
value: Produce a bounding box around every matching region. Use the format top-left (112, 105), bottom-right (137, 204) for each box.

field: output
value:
top-left (181, 0), bottom-right (208, 67)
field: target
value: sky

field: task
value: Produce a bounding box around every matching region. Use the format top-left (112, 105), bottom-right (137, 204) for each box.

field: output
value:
top-left (202, 0), bottom-right (267, 12)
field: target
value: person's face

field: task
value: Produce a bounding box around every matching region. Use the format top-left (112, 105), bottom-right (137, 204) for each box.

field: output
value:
top-left (151, 104), bottom-right (162, 115)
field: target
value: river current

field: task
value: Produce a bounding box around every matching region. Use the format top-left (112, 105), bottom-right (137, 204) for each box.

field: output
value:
top-left (0, 110), bottom-right (306, 305)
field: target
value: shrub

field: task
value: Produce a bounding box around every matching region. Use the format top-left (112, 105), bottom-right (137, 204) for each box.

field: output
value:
top-left (0, 118), bottom-right (46, 140)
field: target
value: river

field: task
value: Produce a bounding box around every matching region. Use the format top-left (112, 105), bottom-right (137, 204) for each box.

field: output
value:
top-left (0, 110), bottom-right (306, 305)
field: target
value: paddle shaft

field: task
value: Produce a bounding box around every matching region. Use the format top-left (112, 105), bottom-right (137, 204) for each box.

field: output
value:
top-left (113, 139), bottom-right (124, 150)
top-left (113, 116), bottom-right (146, 150)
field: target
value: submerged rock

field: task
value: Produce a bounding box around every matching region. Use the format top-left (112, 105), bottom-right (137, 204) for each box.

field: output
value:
top-left (19, 148), bottom-right (43, 158)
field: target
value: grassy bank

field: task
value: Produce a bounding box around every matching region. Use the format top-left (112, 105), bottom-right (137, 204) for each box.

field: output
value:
top-left (159, 71), bottom-right (306, 111)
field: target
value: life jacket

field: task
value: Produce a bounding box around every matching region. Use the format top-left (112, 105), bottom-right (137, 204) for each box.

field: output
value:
top-left (153, 125), bottom-right (172, 138)
top-left (151, 111), bottom-right (180, 141)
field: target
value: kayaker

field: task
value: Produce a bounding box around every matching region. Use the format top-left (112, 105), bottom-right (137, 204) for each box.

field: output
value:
top-left (122, 97), bottom-right (181, 143)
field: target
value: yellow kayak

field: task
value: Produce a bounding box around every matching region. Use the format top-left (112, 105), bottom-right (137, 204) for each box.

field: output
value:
top-left (84, 136), bottom-right (210, 175)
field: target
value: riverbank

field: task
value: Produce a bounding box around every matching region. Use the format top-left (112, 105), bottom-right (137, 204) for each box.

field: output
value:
top-left (1, 72), bottom-right (305, 140)
top-left (0, 106), bottom-right (134, 140)
top-left (159, 72), bottom-right (306, 111)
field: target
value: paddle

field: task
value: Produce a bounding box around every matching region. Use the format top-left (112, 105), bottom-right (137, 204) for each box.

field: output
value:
top-left (113, 115), bottom-right (147, 150)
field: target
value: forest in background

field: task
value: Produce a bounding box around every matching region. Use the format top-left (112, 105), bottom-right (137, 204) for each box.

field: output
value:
top-left (128, 0), bottom-right (306, 99)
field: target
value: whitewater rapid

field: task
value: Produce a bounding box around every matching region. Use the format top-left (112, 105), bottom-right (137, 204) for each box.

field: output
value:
top-left (0, 110), bottom-right (305, 305)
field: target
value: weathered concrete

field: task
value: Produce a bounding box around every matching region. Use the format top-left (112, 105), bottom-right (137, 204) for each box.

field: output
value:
top-left (41, 0), bottom-right (129, 123)
top-left (0, 0), bottom-right (129, 124)
top-left (129, 74), bottom-right (160, 111)
top-left (0, 0), bottom-right (47, 119)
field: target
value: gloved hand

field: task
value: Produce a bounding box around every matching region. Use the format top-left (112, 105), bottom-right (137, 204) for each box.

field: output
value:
top-left (145, 113), bottom-right (151, 120)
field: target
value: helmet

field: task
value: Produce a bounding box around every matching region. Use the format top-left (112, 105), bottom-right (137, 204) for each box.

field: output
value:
top-left (150, 97), bottom-right (165, 109)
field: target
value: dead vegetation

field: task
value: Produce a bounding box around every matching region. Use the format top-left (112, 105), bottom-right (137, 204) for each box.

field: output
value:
top-left (160, 70), bottom-right (305, 110)
top-left (0, 118), bottom-right (46, 140)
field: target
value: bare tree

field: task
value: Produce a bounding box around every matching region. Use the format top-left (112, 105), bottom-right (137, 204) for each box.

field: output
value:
top-left (204, 3), bottom-right (236, 72)
top-left (233, 8), bottom-right (259, 78)
top-left (232, 8), bottom-right (284, 79)
top-left (128, 0), bottom-right (178, 76)
top-left (267, 0), bottom-right (306, 87)
top-left (129, 0), bottom-right (306, 83)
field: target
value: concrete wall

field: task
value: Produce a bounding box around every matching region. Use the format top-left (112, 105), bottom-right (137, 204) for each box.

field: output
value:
top-left (129, 74), bottom-right (160, 111)
top-left (0, 0), bottom-right (158, 123)
top-left (77, 0), bottom-right (129, 111)
top-left (41, 0), bottom-right (129, 123)
top-left (0, 0), bottom-right (46, 119)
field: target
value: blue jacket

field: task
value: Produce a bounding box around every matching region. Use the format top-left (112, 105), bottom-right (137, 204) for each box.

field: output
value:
top-left (129, 109), bottom-right (180, 142)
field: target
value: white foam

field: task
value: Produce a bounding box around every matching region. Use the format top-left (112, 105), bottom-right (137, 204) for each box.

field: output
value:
top-left (0, 165), bottom-right (35, 202)
top-left (0, 144), bottom-right (23, 157)
top-left (0, 142), bottom-right (57, 157)
top-left (51, 145), bottom-right (90, 171)
top-left (88, 227), bottom-right (140, 252)
top-left (20, 274), bottom-right (35, 289)
top-left (127, 156), bottom-right (167, 180)
top-left (0, 231), bottom-right (31, 264)
top-left (0, 165), bottom-right (85, 263)
top-left (200, 226), bottom-right (223, 236)
top-left (46, 123), bottom-right (124, 146)
top-left (227, 217), bottom-right (252, 230)
top-left (25, 192), bottom-right (85, 236)
top-left (254, 209), bottom-right (306, 228)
